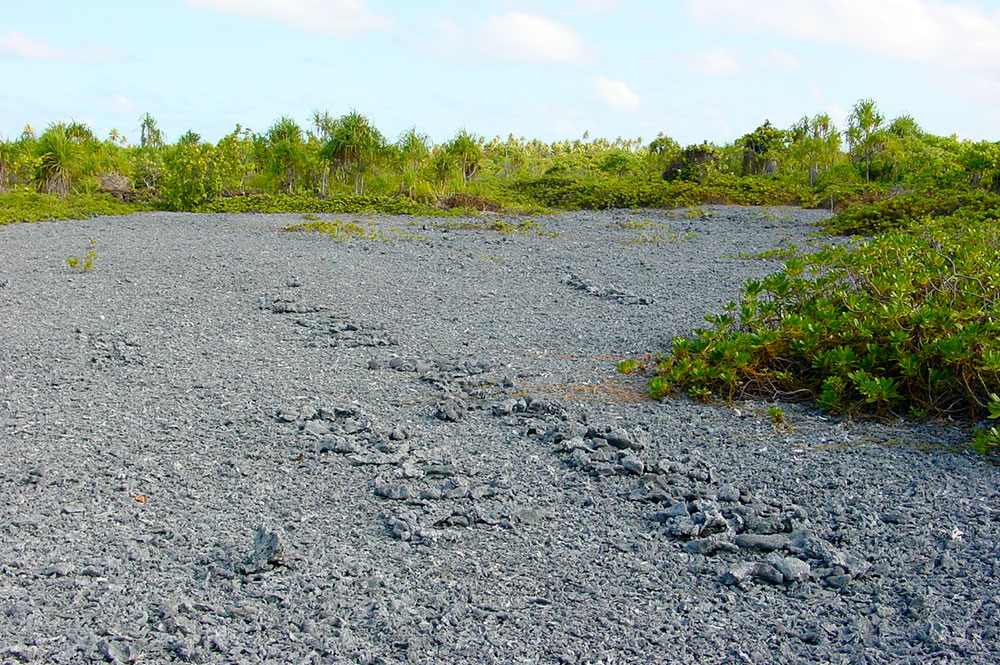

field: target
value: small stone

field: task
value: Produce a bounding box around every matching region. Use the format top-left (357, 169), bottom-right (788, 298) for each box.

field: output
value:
top-left (683, 537), bottom-right (735, 556)
top-left (750, 562), bottom-right (784, 585)
top-left (881, 511), bottom-right (906, 524)
top-left (767, 554), bottom-right (811, 583)
top-left (245, 524), bottom-right (283, 573)
top-left (435, 398), bottom-right (466, 422)
top-left (721, 563), bottom-right (755, 586)
top-left (619, 456), bottom-right (645, 475)
top-left (367, 359), bottom-right (384, 370)
top-left (45, 562), bottom-right (74, 577)
top-left (275, 407), bottom-right (298, 423)
top-left (389, 427), bottom-right (408, 441)
top-left (374, 482), bottom-right (410, 500)
top-left (716, 484), bottom-right (740, 503)
top-left (735, 533), bottom-right (791, 552)
top-left (301, 420), bottom-right (328, 438)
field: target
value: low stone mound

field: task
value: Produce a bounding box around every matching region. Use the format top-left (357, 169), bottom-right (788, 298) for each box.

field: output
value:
top-left (97, 172), bottom-right (137, 202)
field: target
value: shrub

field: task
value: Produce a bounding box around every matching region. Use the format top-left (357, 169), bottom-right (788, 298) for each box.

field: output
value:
top-left (652, 199), bottom-right (1000, 433)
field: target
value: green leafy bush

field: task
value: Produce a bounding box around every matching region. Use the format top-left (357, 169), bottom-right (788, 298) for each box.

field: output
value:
top-left (653, 200), bottom-right (1000, 435)
top-left (823, 189), bottom-right (1000, 235)
top-left (507, 174), bottom-right (812, 211)
top-left (194, 193), bottom-right (432, 215)
top-left (0, 190), bottom-right (144, 225)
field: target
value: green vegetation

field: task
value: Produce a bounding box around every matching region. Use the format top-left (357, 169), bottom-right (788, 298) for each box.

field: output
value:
top-left (65, 239), bottom-right (99, 271)
top-left (766, 407), bottom-right (789, 429)
top-left (0, 191), bottom-right (144, 226)
top-left (643, 190), bottom-right (1000, 450)
top-left (2, 100), bottom-right (997, 223)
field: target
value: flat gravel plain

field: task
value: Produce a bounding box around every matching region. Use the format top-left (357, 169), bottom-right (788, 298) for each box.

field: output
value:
top-left (1, 207), bottom-right (998, 664)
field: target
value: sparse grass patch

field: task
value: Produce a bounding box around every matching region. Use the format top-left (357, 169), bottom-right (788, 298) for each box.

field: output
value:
top-left (65, 239), bottom-right (99, 271)
top-left (433, 217), bottom-right (557, 238)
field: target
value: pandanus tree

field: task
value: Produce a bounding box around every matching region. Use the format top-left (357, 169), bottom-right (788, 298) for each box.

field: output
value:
top-left (789, 113), bottom-right (841, 186)
top-left (444, 129), bottom-right (483, 182)
top-left (392, 127), bottom-right (431, 197)
top-left (319, 110), bottom-right (385, 196)
top-left (265, 116), bottom-right (306, 194)
top-left (0, 139), bottom-right (17, 191)
top-left (34, 123), bottom-right (81, 195)
top-left (740, 120), bottom-right (786, 176)
top-left (847, 98), bottom-right (886, 183)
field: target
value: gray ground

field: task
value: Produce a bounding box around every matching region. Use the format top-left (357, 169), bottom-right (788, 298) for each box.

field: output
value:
top-left (1, 207), bottom-right (998, 665)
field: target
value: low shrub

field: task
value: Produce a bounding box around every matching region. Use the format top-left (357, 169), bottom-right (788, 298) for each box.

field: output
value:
top-left (651, 202), bottom-right (1000, 441)
top-left (194, 193), bottom-right (433, 215)
top-left (0, 190), bottom-right (145, 225)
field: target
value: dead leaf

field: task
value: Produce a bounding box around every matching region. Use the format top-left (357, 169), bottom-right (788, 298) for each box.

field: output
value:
top-left (132, 494), bottom-right (147, 504)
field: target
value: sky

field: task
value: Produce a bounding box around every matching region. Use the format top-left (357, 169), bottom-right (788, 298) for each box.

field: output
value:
top-left (3, 0), bottom-right (1000, 147)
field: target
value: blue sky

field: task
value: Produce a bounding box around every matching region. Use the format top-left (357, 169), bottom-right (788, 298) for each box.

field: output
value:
top-left (3, 0), bottom-right (1000, 147)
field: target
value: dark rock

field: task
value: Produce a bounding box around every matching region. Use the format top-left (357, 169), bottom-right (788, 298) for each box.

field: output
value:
top-left (374, 482), bottom-right (411, 500)
top-left (767, 554), bottom-right (811, 583)
top-left (750, 562), bottom-right (784, 585)
top-left (721, 563), bottom-right (755, 586)
top-left (716, 484), bottom-right (740, 502)
top-left (683, 536), bottom-right (736, 556)
top-left (244, 524), bottom-right (284, 573)
top-left (435, 398), bottom-right (467, 422)
top-left (618, 455), bottom-right (645, 475)
top-left (735, 533), bottom-right (791, 552)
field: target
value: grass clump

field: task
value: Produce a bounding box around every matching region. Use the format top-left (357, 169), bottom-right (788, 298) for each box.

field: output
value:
top-left (284, 215), bottom-right (427, 242)
top-left (433, 217), bottom-right (557, 237)
top-left (284, 216), bottom-right (388, 241)
top-left (648, 194), bottom-right (1000, 450)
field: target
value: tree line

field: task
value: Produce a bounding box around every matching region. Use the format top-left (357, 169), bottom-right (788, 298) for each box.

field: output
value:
top-left (1, 99), bottom-right (999, 211)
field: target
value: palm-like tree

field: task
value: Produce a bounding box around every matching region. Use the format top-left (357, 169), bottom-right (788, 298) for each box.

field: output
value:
top-left (445, 129), bottom-right (483, 182)
top-left (266, 116), bottom-right (306, 194)
top-left (847, 99), bottom-right (886, 183)
top-left (35, 123), bottom-right (80, 195)
top-left (319, 110), bottom-right (385, 196)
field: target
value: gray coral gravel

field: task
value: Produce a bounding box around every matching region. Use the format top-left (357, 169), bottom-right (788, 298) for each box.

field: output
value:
top-left (1, 207), bottom-right (998, 664)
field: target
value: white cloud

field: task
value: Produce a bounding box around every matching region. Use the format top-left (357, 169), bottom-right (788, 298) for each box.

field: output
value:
top-left (674, 45), bottom-right (802, 77)
top-left (0, 30), bottom-right (122, 63)
top-left (685, 0), bottom-right (1000, 70)
top-left (674, 47), bottom-right (745, 77)
top-left (591, 75), bottom-right (640, 111)
top-left (0, 30), bottom-right (67, 60)
top-left (414, 11), bottom-right (595, 65)
top-left (479, 12), bottom-right (592, 64)
top-left (762, 47), bottom-right (801, 72)
top-left (568, 0), bottom-right (622, 14)
top-left (182, 0), bottom-right (393, 37)
top-left (106, 94), bottom-right (137, 114)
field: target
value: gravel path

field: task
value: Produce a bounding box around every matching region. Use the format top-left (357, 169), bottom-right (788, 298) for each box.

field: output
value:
top-left (1, 207), bottom-right (998, 664)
